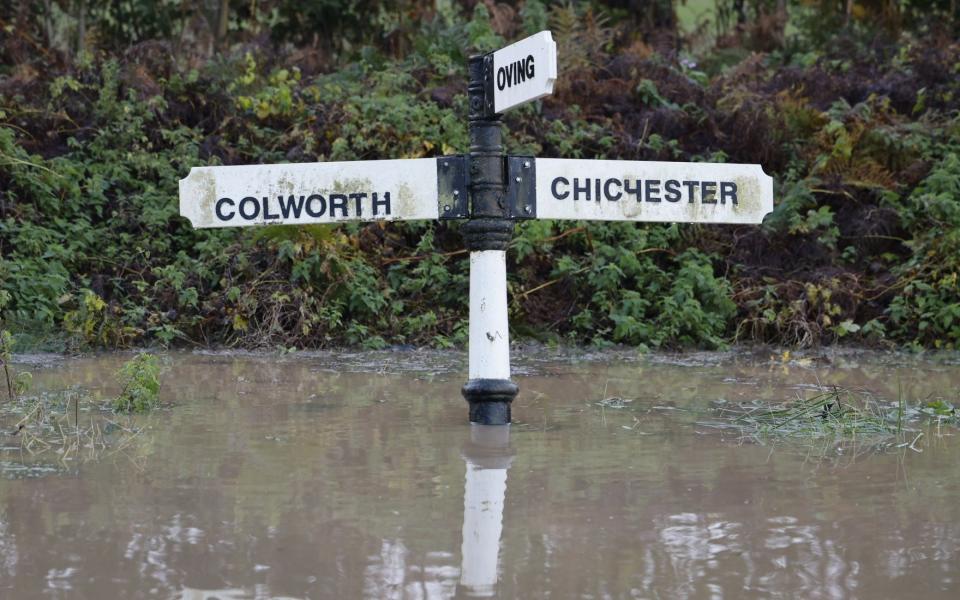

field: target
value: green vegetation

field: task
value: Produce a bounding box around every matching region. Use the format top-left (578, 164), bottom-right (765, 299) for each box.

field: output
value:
top-left (1, 352), bottom-right (159, 470)
top-left (4, 386), bottom-right (146, 469)
top-left (709, 384), bottom-right (957, 452)
top-left (1, 2), bottom-right (959, 351)
top-left (1, 328), bottom-right (30, 400)
top-left (717, 388), bottom-right (902, 439)
top-left (113, 353), bottom-right (162, 413)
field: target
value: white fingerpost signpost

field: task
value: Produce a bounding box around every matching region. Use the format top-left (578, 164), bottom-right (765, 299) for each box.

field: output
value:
top-left (179, 30), bottom-right (774, 425)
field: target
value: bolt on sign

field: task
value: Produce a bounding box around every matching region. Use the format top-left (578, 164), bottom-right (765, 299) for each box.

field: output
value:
top-left (179, 30), bottom-right (775, 425)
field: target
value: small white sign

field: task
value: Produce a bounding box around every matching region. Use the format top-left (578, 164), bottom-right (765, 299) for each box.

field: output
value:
top-left (491, 31), bottom-right (557, 114)
top-left (179, 159), bottom-right (440, 228)
top-left (535, 159), bottom-right (773, 224)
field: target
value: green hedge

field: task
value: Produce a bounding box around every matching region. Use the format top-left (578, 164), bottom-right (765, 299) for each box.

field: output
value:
top-left (1, 4), bottom-right (959, 350)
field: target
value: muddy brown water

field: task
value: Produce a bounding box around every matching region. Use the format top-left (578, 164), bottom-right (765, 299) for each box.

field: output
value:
top-left (1, 349), bottom-right (959, 599)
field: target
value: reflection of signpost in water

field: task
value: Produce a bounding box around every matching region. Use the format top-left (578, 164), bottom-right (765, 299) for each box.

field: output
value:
top-left (457, 425), bottom-right (513, 597)
top-left (179, 30), bottom-right (774, 425)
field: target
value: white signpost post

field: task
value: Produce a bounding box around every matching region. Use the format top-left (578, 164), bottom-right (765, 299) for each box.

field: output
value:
top-left (179, 30), bottom-right (774, 425)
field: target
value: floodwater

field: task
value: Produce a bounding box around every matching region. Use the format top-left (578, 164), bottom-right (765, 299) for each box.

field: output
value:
top-left (2, 348), bottom-right (960, 599)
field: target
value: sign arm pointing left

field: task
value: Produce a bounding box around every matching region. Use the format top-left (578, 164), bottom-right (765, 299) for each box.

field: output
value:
top-left (179, 157), bottom-right (472, 228)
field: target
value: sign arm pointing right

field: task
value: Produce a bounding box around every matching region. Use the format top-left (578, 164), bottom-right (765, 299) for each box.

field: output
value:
top-left (485, 31), bottom-right (557, 116)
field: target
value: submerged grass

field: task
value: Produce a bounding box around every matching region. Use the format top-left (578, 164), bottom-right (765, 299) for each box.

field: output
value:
top-left (706, 384), bottom-right (957, 454)
top-left (2, 388), bottom-right (147, 476)
top-left (1, 353), bottom-right (164, 477)
top-left (719, 387), bottom-right (895, 438)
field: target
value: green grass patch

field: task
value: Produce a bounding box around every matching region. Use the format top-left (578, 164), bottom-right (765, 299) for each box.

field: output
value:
top-left (707, 385), bottom-right (957, 452)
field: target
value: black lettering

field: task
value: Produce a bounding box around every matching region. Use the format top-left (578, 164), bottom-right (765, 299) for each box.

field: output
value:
top-left (518, 59), bottom-right (527, 83)
top-left (595, 178), bottom-right (601, 203)
top-left (350, 193), bottom-right (367, 217)
top-left (215, 197), bottom-right (235, 221)
top-left (701, 181), bottom-right (717, 204)
top-left (683, 181), bottom-right (699, 203)
top-left (372, 191), bottom-right (390, 216)
top-left (720, 182), bottom-right (738, 205)
top-left (497, 67), bottom-right (506, 91)
top-left (604, 178), bottom-right (622, 201)
top-left (645, 180), bottom-right (661, 202)
top-left (573, 178), bottom-right (591, 201)
top-left (526, 55), bottom-right (535, 79)
top-left (238, 197), bottom-right (259, 220)
top-left (329, 194), bottom-right (348, 217)
top-left (278, 195), bottom-right (305, 219)
top-left (552, 177), bottom-right (570, 200)
top-left (263, 196), bottom-right (280, 220)
top-left (624, 179), bottom-right (641, 200)
top-left (664, 180), bottom-right (681, 202)
top-left (305, 194), bottom-right (326, 217)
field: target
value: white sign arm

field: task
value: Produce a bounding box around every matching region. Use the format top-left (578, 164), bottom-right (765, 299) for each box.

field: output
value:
top-left (533, 159), bottom-right (774, 224)
top-left (179, 158), bottom-right (443, 228)
top-left (490, 31), bottom-right (558, 114)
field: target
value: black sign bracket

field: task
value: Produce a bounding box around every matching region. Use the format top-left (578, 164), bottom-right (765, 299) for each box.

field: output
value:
top-left (437, 155), bottom-right (470, 219)
top-left (505, 156), bottom-right (536, 219)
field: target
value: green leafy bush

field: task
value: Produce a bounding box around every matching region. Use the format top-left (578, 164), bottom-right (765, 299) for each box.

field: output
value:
top-left (1, 4), bottom-right (959, 352)
top-left (113, 353), bottom-right (162, 413)
top-left (887, 152), bottom-right (960, 348)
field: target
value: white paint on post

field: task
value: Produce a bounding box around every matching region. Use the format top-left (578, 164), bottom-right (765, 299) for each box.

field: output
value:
top-left (535, 158), bottom-right (774, 224)
top-left (178, 158), bottom-right (440, 228)
top-left (459, 464), bottom-right (508, 596)
top-left (491, 31), bottom-right (557, 114)
top-left (468, 251), bottom-right (511, 381)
